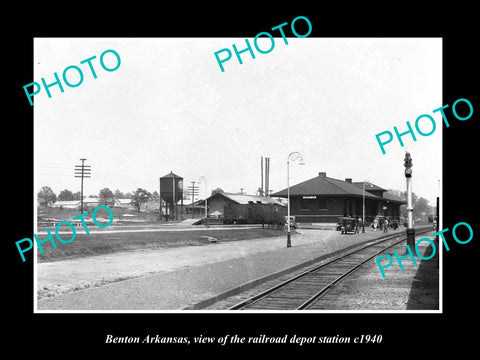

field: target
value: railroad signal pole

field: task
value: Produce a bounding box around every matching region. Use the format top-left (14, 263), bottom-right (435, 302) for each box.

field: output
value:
top-left (404, 152), bottom-right (415, 250)
top-left (74, 158), bottom-right (91, 213)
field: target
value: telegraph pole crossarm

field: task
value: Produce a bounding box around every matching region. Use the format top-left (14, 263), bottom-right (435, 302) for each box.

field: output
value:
top-left (187, 181), bottom-right (199, 219)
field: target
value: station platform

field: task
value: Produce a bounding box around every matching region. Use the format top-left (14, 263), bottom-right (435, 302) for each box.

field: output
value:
top-left (36, 227), bottom-right (439, 311)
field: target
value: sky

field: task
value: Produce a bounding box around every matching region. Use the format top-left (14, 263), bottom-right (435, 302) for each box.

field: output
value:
top-left (34, 37), bottom-right (442, 204)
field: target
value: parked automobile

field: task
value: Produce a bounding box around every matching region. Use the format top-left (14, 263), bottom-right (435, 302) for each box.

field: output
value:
top-left (389, 219), bottom-right (399, 230)
top-left (337, 216), bottom-right (358, 234)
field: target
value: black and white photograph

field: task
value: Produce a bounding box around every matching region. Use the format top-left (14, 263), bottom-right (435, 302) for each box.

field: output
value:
top-left (7, 6), bottom-right (478, 354)
top-left (32, 36), bottom-right (442, 313)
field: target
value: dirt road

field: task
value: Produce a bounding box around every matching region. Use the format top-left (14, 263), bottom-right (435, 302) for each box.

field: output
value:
top-left (37, 229), bottom-right (341, 299)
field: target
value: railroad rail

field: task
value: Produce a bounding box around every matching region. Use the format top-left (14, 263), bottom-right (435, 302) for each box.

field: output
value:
top-left (229, 227), bottom-right (433, 310)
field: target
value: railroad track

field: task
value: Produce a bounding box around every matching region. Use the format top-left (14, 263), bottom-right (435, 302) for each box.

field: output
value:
top-left (229, 227), bottom-right (433, 310)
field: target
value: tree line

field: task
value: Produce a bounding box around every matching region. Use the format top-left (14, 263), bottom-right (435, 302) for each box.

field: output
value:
top-left (387, 189), bottom-right (436, 220)
top-left (38, 186), bottom-right (228, 210)
top-left (37, 186), bottom-right (157, 212)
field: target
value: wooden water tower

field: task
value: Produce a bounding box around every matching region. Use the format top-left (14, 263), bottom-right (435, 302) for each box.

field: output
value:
top-left (159, 171), bottom-right (184, 221)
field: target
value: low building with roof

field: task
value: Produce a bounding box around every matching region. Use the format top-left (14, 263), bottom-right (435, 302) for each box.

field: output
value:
top-left (114, 198), bottom-right (134, 209)
top-left (51, 200), bottom-right (81, 209)
top-left (271, 171), bottom-right (405, 224)
top-left (202, 192), bottom-right (285, 217)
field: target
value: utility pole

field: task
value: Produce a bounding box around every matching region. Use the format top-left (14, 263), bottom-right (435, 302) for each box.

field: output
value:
top-left (287, 151), bottom-right (305, 248)
top-left (404, 152), bottom-right (415, 250)
top-left (187, 181), bottom-right (199, 218)
top-left (74, 158), bottom-right (91, 213)
top-left (199, 176), bottom-right (208, 226)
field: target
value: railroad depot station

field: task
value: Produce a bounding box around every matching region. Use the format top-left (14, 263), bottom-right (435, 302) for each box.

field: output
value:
top-left (271, 171), bottom-right (405, 224)
top-left (190, 171), bottom-right (405, 225)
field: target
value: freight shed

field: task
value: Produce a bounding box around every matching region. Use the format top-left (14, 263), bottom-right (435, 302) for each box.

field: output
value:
top-left (202, 192), bottom-right (286, 224)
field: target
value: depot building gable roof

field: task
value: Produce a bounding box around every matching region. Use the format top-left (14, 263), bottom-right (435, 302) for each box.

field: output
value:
top-left (381, 191), bottom-right (406, 204)
top-left (352, 182), bottom-right (405, 204)
top-left (352, 181), bottom-right (386, 192)
top-left (272, 172), bottom-right (382, 199)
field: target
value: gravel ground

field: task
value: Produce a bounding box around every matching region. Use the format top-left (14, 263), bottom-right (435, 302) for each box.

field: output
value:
top-left (305, 230), bottom-right (439, 310)
top-left (37, 229), bottom-right (340, 299)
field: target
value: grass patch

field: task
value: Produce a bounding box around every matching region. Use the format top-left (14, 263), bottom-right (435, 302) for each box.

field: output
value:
top-left (37, 228), bottom-right (285, 263)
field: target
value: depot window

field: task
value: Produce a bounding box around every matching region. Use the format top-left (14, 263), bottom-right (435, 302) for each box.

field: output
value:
top-left (301, 197), bottom-right (314, 210)
top-left (318, 198), bottom-right (327, 210)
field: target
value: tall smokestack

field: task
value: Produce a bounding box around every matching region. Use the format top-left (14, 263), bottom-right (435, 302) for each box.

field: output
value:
top-left (265, 157), bottom-right (270, 197)
top-left (260, 156), bottom-right (264, 196)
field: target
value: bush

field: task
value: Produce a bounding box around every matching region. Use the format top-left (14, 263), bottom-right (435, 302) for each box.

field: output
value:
top-left (269, 211), bottom-right (286, 229)
top-left (248, 204), bottom-right (268, 228)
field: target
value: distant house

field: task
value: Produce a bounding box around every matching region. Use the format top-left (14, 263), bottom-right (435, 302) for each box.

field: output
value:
top-left (114, 198), bottom-right (134, 209)
top-left (52, 197), bottom-right (101, 210)
top-left (83, 197), bottom-right (100, 209)
top-left (52, 197), bottom-right (137, 210)
top-left (51, 200), bottom-right (81, 209)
